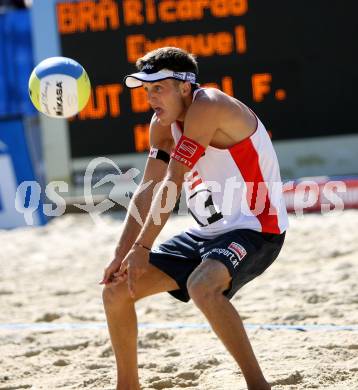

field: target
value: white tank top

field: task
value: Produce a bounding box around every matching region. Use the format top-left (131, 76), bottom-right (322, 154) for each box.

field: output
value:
top-left (171, 88), bottom-right (289, 238)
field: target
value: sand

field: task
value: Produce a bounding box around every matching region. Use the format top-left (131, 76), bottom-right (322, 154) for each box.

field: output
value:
top-left (0, 210), bottom-right (357, 389)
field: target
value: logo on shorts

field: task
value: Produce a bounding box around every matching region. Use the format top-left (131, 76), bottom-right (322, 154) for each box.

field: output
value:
top-left (228, 242), bottom-right (247, 260)
top-left (177, 139), bottom-right (198, 158)
top-left (201, 247), bottom-right (241, 268)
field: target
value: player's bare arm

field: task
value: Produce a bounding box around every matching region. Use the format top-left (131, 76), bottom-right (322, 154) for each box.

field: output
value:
top-left (100, 114), bottom-right (173, 285)
top-left (120, 96), bottom-right (219, 296)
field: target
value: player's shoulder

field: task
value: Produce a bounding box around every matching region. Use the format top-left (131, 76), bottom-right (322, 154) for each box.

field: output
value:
top-left (187, 88), bottom-right (226, 118)
top-left (193, 87), bottom-right (223, 103)
top-left (193, 87), bottom-right (232, 109)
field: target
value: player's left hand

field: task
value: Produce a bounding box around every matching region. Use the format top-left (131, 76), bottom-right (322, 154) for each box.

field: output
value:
top-left (117, 245), bottom-right (150, 298)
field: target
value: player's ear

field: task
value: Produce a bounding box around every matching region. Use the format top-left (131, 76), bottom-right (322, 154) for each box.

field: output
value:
top-left (181, 81), bottom-right (192, 97)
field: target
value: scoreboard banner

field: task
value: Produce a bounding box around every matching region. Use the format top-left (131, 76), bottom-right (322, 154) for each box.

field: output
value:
top-left (55, 0), bottom-right (356, 159)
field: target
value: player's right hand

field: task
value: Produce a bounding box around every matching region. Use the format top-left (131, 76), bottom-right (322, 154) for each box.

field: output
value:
top-left (99, 256), bottom-right (126, 285)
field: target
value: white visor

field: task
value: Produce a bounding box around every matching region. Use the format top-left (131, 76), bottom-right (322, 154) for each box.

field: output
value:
top-left (124, 68), bottom-right (197, 88)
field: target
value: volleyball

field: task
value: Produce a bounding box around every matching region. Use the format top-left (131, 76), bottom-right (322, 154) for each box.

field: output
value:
top-left (28, 56), bottom-right (91, 118)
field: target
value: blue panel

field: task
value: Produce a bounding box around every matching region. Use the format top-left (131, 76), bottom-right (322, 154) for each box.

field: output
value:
top-left (35, 56), bottom-right (83, 79)
top-left (0, 184), bottom-right (3, 212)
top-left (0, 9), bottom-right (36, 117)
top-left (0, 118), bottom-right (47, 228)
top-left (24, 116), bottom-right (47, 192)
top-left (0, 14), bottom-right (8, 115)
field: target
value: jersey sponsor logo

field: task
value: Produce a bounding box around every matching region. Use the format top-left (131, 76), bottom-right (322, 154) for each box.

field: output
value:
top-left (176, 139), bottom-right (198, 158)
top-left (228, 242), bottom-right (247, 260)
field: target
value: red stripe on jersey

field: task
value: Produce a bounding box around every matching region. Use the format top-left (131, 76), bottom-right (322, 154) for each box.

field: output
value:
top-left (229, 138), bottom-right (280, 234)
top-left (190, 178), bottom-right (202, 190)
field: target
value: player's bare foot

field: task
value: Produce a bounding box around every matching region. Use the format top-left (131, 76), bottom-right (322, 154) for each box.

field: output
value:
top-left (247, 380), bottom-right (271, 390)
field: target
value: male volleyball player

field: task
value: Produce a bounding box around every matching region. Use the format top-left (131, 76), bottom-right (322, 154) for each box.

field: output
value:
top-left (100, 47), bottom-right (288, 390)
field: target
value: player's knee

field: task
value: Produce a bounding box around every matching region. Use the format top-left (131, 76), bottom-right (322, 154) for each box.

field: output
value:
top-left (187, 276), bottom-right (221, 306)
top-left (102, 283), bottom-right (132, 309)
top-left (187, 262), bottom-right (231, 306)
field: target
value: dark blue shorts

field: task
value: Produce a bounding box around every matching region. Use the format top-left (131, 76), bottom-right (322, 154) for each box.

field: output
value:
top-left (149, 229), bottom-right (285, 302)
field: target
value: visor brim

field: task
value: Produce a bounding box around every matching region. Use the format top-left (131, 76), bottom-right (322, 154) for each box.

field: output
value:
top-left (124, 72), bottom-right (168, 88)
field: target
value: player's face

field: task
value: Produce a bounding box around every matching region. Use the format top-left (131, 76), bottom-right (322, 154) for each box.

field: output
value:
top-left (143, 80), bottom-right (189, 125)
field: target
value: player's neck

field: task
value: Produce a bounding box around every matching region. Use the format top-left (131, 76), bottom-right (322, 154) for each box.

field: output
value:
top-left (176, 93), bottom-right (193, 122)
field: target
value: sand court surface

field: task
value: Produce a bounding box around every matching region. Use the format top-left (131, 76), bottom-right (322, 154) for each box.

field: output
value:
top-left (0, 211), bottom-right (357, 389)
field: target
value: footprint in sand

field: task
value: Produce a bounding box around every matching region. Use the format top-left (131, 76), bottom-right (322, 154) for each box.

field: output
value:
top-left (138, 339), bottom-right (159, 349)
top-left (53, 358), bottom-right (71, 367)
top-left (50, 341), bottom-right (89, 352)
top-left (321, 343), bottom-right (341, 350)
top-left (0, 290), bottom-right (13, 295)
top-left (35, 312), bottom-right (61, 322)
top-left (348, 344), bottom-right (358, 350)
top-left (304, 293), bottom-right (329, 304)
top-left (148, 377), bottom-right (175, 389)
top-left (23, 349), bottom-right (42, 358)
top-left (53, 289), bottom-right (84, 296)
top-left (93, 339), bottom-right (108, 347)
top-left (138, 362), bottom-right (157, 369)
top-left (146, 331), bottom-right (174, 341)
top-left (270, 370), bottom-right (303, 386)
top-left (69, 314), bottom-right (97, 321)
top-left (164, 349), bottom-right (180, 357)
top-left (146, 363), bottom-right (158, 369)
top-left (192, 357), bottom-right (220, 370)
top-left (175, 371), bottom-right (200, 381)
top-left (83, 377), bottom-right (110, 387)
top-left (173, 371), bottom-right (200, 388)
top-left (139, 331), bottom-right (174, 349)
top-left (99, 346), bottom-right (113, 358)
top-left (147, 371), bottom-right (200, 389)
top-left (283, 313), bottom-right (319, 321)
top-left (158, 363), bottom-right (177, 373)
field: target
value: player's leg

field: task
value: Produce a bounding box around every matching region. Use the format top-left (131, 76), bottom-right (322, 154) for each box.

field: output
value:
top-left (102, 264), bottom-right (179, 390)
top-left (187, 259), bottom-right (271, 390)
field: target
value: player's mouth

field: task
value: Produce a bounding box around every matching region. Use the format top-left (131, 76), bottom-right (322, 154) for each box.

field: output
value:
top-left (154, 107), bottom-right (163, 116)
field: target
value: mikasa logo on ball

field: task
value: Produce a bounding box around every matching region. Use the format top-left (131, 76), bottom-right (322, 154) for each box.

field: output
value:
top-left (39, 74), bottom-right (78, 118)
top-left (55, 81), bottom-right (64, 116)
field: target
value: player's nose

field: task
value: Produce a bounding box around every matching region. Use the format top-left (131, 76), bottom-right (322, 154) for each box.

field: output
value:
top-left (147, 91), bottom-right (155, 105)
top-left (147, 89), bottom-right (160, 104)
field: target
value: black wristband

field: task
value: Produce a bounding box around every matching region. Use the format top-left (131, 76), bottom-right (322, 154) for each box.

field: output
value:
top-left (134, 242), bottom-right (151, 251)
top-left (149, 148), bottom-right (170, 163)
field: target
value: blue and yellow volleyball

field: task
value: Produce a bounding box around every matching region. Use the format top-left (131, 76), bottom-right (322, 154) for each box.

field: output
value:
top-left (28, 56), bottom-right (91, 118)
